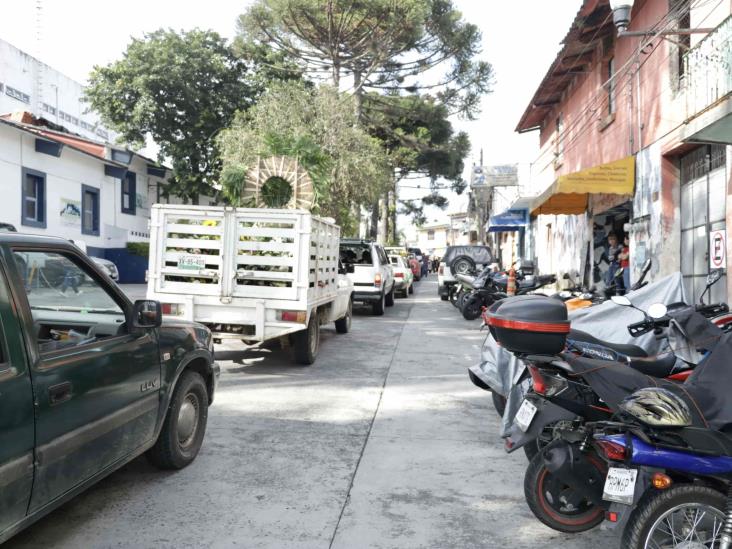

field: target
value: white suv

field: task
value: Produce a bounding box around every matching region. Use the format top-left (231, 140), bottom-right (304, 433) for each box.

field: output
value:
top-left (340, 239), bottom-right (395, 315)
top-left (438, 245), bottom-right (494, 300)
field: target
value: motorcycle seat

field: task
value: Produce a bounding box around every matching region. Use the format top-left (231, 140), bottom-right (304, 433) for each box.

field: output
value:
top-left (627, 353), bottom-right (681, 378)
top-left (568, 329), bottom-right (648, 358)
top-left (657, 426), bottom-right (732, 457)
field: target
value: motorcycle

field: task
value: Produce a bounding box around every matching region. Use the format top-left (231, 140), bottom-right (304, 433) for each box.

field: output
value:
top-left (485, 282), bottom-right (728, 533)
top-left (461, 264), bottom-right (557, 321)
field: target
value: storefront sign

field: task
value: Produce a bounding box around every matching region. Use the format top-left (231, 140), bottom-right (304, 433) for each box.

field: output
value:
top-left (59, 198), bottom-right (81, 226)
top-left (710, 229), bottom-right (726, 269)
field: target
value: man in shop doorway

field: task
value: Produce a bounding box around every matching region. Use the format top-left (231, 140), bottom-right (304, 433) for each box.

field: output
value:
top-left (619, 234), bottom-right (630, 291)
top-left (605, 232), bottom-right (622, 287)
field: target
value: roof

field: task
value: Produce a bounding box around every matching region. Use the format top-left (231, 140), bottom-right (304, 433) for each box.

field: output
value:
top-left (0, 111), bottom-right (168, 173)
top-left (515, 0), bottom-right (615, 133)
top-left (0, 232), bottom-right (71, 246)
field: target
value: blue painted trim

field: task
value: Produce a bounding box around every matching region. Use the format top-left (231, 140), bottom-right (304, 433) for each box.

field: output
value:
top-left (34, 138), bottom-right (63, 157)
top-left (121, 172), bottom-right (136, 215)
top-left (20, 167), bottom-right (46, 229)
top-left (81, 184), bottom-right (100, 236)
top-left (104, 165), bottom-right (127, 179)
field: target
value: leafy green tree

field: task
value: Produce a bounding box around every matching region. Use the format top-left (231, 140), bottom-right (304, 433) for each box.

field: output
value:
top-left (218, 82), bottom-right (391, 234)
top-left (85, 29), bottom-right (259, 202)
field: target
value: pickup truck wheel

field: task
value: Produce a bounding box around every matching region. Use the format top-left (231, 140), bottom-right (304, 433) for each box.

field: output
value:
top-left (293, 313), bottom-right (319, 365)
top-left (335, 300), bottom-right (352, 334)
top-left (372, 292), bottom-right (385, 316)
top-left (147, 370), bottom-right (208, 470)
top-left (385, 286), bottom-right (395, 307)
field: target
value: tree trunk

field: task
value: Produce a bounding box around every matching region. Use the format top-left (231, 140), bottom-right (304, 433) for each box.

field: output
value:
top-left (378, 194), bottom-right (388, 245)
top-left (353, 69), bottom-right (364, 122)
top-left (387, 189), bottom-right (395, 244)
top-left (370, 202), bottom-right (379, 240)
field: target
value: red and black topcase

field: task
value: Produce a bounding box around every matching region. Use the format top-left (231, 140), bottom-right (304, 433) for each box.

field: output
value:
top-left (487, 295), bottom-right (570, 355)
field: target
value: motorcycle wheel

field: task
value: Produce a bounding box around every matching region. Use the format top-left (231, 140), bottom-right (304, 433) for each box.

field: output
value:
top-left (523, 423), bottom-right (557, 461)
top-left (449, 287), bottom-right (462, 307)
top-left (491, 392), bottom-right (506, 416)
top-left (621, 485), bottom-right (725, 549)
top-left (524, 450), bottom-right (605, 533)
top-left (456, 291), bottom-right (471, 310)
top-left (462, 294), bottom-right (484, 320)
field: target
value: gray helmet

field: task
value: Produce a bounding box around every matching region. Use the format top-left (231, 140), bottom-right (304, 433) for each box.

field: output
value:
top-left (620, 388), bottom-right (692, 428)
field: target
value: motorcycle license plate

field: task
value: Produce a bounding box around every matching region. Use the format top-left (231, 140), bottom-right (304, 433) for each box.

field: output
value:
top-left (603, 467), bottom-right (638, 505)
top-left (515, 399), bottom-right (538, 432)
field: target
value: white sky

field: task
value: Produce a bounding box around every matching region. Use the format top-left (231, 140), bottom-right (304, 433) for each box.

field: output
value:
top-left (0, 0), bottom-right (583, 230)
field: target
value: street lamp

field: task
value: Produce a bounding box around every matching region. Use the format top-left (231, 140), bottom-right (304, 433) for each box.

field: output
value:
top-left (609, 0), bottom-right (634, 33)
top-left (609, 0), bottom-right (713, 37)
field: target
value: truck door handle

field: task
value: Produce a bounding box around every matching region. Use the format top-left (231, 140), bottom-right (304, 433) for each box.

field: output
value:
top-left (48, 382), bottom-right (72, 405)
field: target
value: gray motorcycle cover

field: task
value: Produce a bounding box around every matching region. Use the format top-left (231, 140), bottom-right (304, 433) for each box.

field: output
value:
top-left (470, 272), bottom-right (688, 436)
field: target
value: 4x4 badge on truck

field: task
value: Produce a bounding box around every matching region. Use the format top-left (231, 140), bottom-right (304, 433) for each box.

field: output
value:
top-left (140, 379), bottom-right (158, 393)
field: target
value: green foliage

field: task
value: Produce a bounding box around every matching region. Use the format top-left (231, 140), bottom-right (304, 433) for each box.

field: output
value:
top-left (261, 176), bottom-right (294, 208)
top-left (218, 82), bottom-right (391, 232)
top-left (126, 242), bottom-right (150, 258)
top-left (85, 29), bottom-right (258, 202)
top-left (237, 0), bottom-right (493, 119)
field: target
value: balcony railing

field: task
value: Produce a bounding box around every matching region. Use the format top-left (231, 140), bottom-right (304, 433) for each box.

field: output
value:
top-left (684, 15), bottom-right (732, 119)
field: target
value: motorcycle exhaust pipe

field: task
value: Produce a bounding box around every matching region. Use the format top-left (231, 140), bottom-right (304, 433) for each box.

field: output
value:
top-left (542, 440), bottom-right (607, 507)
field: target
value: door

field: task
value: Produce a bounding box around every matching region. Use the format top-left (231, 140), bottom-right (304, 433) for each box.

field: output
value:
top-left (0, 258), bottom-right (34, 534)
top-left (680, 145), bottom-right (728, 302)
top-left (8, 248), bottom-right (161, 510)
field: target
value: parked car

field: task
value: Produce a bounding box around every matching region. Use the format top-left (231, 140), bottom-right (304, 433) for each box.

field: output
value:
top-left (0, 223), bottom-right (17, 232)
top-left (91, 257), bottom-right (120, 281)
top-left (438, 245), bottom-right (494, 300)
top-left (340, 239), bottom-right (395, 315)
top-left (389, 255), bottom-right (414, 297)
top-left (0, 234), bottom-right (219, 544)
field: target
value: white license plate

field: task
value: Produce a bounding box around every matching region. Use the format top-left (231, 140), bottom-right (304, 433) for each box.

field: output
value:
top-left (603, 467), bottom-right (638, 505)
top-left (178, 255), bottom-right (206, 270)
top-left (514, 399), bottom-right (538, 432)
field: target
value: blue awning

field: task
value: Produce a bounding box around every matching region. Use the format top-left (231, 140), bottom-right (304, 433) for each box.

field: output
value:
top-left (487, 208), bottom-right (528, 232)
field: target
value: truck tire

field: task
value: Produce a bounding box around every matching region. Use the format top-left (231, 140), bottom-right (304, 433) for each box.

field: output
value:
top-left (147, 370), bottom-right (209, 470)
top-left (385, 285), bottom-right (395, 307)
top-left (372, 292), bottom-right (385, 315)
top-left (408, 283), bottom-right (414, 295)
top-left (293, 313), bottom-right (320, 365)
top-left (335, 300), bottom-right (352, 334)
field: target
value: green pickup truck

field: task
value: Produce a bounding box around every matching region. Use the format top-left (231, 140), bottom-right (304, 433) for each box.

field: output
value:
top-left (0, 234), bottom-right (219, 543)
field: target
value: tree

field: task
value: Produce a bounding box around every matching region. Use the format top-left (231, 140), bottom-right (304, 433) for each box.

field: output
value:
top-left (237, 0), bottom-right (493, 119)
top-left (217, 82), bottom-right (392, 234)
top-left (236, 0), bottom-right (491, 240)
top-left (85, 29), bottom-right (259, 202)
top-left (365, 93), bottom-right (469, 231)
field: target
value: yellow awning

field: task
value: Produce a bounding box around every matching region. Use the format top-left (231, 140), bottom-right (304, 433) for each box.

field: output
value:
top-left (531, 156), bottom-right (635, 216)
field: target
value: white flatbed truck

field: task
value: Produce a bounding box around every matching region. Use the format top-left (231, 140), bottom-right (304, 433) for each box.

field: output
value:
top-left (146, 204), bottom-right (353, 364)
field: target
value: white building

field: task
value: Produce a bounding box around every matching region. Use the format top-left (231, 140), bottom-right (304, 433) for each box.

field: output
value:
top-left (0, 38), bottom-right (116, 143)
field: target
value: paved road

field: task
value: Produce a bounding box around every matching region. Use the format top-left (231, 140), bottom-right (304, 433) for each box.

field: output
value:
top-left (6, 276), bottom-right (615, 549)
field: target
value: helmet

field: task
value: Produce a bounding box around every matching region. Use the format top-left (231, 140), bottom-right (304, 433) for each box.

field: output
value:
top-left (619, 388), bottom-right (692, 428)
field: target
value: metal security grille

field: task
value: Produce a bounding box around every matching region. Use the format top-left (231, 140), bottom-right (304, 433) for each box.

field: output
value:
top-left (680, 145), bottom-right (727, 302)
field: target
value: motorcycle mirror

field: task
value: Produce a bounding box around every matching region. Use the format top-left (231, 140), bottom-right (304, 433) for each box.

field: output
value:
top-left (642, 258), bottom-right (652, 272)
top-left (648, 303), bottom-right (668, 319)
top-left (611, 295), bottom-right (632, 307)
top-left (707, 269), bottom-right (722, 286)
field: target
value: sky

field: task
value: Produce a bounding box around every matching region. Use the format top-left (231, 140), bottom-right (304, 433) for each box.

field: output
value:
top-left (0, 0), bottom-right (583, 230)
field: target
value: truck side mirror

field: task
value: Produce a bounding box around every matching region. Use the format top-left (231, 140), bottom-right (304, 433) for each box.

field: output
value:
top-left (132, 300), bottom-right (162, 329)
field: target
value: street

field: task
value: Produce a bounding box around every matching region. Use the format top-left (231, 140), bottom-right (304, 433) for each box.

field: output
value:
top-left (6, 276), bottom-right (613, 549)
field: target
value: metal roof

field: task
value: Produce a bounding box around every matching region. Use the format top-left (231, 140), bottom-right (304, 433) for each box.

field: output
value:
top-left (515, 0), bottom-right (615, 133)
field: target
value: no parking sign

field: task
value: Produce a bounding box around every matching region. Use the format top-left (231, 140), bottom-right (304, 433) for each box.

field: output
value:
top-left (709, 229), bottom-right (727, 269)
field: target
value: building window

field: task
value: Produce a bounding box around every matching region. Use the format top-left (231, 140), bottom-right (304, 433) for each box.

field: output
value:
top-left (121, 172), bottom-right (136, 215)
top-left (607, 57), bottom-right (616, 114)
top-left (21, 168), bottom-right (46, 228)
top-left (81, 185), bottom-right (100, 236)
top-left (427, 230), bottom-right (435, 240)
top-left (6, 86), bottom-right (30, 104)
top-left (556, 113), bottom-right (564, 156)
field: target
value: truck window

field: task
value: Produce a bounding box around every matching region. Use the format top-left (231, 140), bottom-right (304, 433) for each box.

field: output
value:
top-left (13, 251), bottom-right (126, 354)
top-left (340, 244), bottom-right (373, 265)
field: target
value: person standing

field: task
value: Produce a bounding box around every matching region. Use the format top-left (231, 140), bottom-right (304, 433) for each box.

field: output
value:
top-left (619, 234), bottom-right (630, 291)
top-left (421, 255), bottom-right (429, 277)
top-left (605, 232), bottom-right (622, 286)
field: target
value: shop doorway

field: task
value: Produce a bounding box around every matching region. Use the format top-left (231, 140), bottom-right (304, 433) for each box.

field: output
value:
top-left (592, 201), bottom-right (632, 290)
top-left (680, 145), bottom-right (727, 303)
